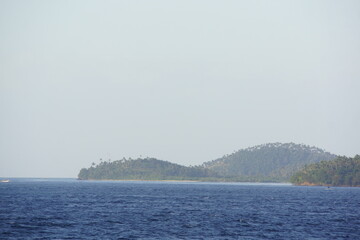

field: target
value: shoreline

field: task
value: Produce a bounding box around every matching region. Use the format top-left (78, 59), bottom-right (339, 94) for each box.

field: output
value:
top-left (78, 178), bottom-right (292, 185)
top-left (293, 181), bottom-right (360, 187)
top-left (79, 179), bottom-right (200, 182)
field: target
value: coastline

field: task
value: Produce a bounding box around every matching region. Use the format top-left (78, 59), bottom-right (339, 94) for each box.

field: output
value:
top-left (294, 181), bottom-right (360, 187)
top-left (78, 179), bottom-right (200, 182)
top-left (77, 179), bottom-right (293, 185)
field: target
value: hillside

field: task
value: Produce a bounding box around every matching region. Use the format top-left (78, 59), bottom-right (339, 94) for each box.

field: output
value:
top-left (202, 143), bottom-right (337, 182)
top-left (78, 158), bottom-right (213, 180)
top-left (290, 155), bottom-right (360, 187)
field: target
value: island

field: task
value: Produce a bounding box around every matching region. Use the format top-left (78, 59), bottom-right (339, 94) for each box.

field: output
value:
top-left (78, 158), bottom-right (214, 181)
top-left (290, 155), bottom-right (360, 187)
top-left (78, 142), bottom-right (337, 182)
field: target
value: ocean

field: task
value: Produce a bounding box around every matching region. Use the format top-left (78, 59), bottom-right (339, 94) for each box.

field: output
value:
top-left (1, 179), bottom-right (359, 239)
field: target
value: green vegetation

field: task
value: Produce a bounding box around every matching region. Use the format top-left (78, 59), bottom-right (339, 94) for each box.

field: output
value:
top-left (290, 155), bottom-right (360, 187)
top-left (202, 143), bottom-right (336, 182)
top-left (78, 158), bottom-right (214, 180)
top-left (78, 143), bottom-right (337, 182)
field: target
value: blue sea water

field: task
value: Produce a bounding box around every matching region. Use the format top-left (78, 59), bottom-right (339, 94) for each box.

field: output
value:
top-left (1, 179), bottom-right (360, 239)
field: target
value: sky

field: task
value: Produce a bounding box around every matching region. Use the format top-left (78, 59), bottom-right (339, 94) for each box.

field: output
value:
top-left (1, 0), bottom-right (359, 178)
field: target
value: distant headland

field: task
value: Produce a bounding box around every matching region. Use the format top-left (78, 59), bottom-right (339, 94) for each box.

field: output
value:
top-left (290, 155), bottom-right (360, 187)
top-left (77, 142), bottom-right (360, 186)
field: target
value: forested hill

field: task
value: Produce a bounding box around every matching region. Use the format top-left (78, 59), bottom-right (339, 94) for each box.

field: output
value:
top-left (78, 158), bottom-right (212, 180)
top-left (290, 155), bottom-right (360, 187)
top-left (78, 143), bottom-right (337, 182)
top-left (202, 143), bottom-right (337, 182)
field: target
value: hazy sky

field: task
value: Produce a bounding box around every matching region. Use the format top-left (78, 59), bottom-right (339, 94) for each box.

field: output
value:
top-left (1, 0), bottom-right (359, 178)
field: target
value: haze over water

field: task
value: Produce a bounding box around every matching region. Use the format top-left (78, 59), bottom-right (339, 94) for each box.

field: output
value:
top-left (1, 1), bottom-right (360, 178)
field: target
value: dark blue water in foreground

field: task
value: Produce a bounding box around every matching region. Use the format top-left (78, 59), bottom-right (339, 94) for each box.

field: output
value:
top-left (1, 179), bottom-right (360, 239)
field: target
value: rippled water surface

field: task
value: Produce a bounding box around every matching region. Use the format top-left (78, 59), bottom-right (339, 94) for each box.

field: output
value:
top-left (1, 179), bottom-right (360, 239)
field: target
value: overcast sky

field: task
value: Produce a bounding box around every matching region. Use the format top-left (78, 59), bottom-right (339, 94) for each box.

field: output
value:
top-left (1, 0), bottom-right (359, 178)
